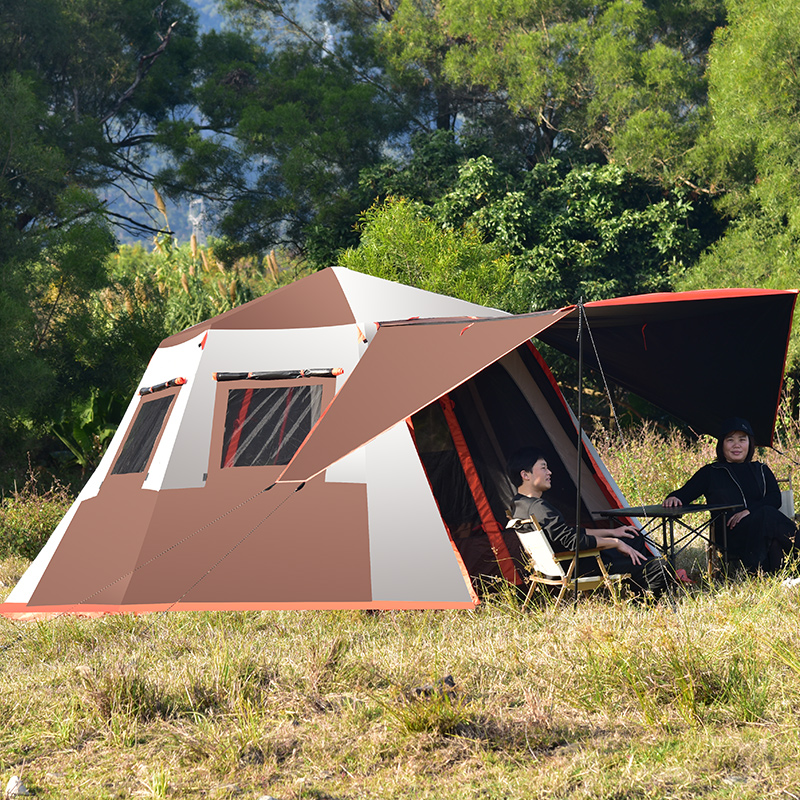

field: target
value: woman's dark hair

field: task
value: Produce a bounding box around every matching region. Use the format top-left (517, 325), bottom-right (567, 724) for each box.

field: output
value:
top-left (507, 447), bottom-right (547, 486)
top-left (715, 418), bottom-right (756, 463)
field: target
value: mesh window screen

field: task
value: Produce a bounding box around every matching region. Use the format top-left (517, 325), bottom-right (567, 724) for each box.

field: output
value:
top-left (221, 385), bottom-right (323, 468)
top-left (112, 395), bottom-right (175, 475)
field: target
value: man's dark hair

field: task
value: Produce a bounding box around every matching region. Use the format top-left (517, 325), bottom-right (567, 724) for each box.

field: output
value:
top-left (507, 447), bottom-right (547, 487)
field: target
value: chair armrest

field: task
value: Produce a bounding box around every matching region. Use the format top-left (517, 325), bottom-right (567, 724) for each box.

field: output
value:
top-left (553, 548), bottom-right (602, 560)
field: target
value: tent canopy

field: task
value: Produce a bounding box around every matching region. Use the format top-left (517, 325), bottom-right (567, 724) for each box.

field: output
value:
top-left (536, 289), bottom-right (798, 445)
top-left (278, 309), bottom-right (572, 483)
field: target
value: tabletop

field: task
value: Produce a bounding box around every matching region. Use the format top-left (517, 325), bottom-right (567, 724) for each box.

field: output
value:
top-left (596, 503), bottom-right (743, 519)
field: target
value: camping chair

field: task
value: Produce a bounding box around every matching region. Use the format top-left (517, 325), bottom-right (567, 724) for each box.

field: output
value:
top-left (506, 516), bottom-right (630, 606)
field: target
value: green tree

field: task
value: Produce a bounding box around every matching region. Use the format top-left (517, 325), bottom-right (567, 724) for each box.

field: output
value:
top-left (0, 0), bottom-right (201, 472)
top-left (678, 0), bottom-right (800, 375)
top-left (437, 158), bottom-right (709, 310)
top-left (156, 0), bottom-right (726, 261)
top-left (438, 0), bottom-right (722, 173)
top-left (157, 2), bottom-right (416, 265)
top-left (338, 197), bottom-right (515, 308)
top-left (358, 144), bottom-right (713, 310)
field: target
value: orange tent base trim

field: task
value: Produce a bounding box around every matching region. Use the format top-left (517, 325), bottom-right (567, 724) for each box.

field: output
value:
top-left (0, 599), bottom-right (480, 619)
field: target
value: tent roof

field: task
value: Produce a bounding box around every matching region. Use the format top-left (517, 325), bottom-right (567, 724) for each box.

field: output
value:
top-left (161, 267), bottom-right (506, 347)
top-left (535, 288), bottom-right (798, 445)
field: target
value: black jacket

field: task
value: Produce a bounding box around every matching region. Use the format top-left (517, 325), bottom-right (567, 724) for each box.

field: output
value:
top-left (668, 461), bottom-right (781, 512)
top-left (510, 494), bottom-right (597, 552)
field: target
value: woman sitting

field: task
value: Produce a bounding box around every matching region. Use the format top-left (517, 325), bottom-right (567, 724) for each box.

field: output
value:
top-left (664, 417), bottom-right (797, 574)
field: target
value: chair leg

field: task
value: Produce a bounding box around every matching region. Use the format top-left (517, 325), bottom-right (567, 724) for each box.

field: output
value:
top-left (524, 578), bottom-right (537, 606)
top-left (555, 583), bottom-right (568, 606)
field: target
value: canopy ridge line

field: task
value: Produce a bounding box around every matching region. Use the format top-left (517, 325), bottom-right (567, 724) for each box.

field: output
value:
top-left (37, 483), bottom-right (284, 619)
top-left (583, 309), bottom-right (650, 516)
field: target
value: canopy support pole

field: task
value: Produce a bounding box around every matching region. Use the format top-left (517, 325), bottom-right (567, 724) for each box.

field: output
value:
top-left (574, 300), bottom-right (585, 606)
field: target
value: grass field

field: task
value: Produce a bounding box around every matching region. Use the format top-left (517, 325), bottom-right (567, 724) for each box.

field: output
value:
top-left (1, 426), bottom-right (799, 799)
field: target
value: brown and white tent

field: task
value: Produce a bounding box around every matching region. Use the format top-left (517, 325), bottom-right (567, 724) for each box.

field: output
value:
top-left (1, 269), bottom-right (795, 616)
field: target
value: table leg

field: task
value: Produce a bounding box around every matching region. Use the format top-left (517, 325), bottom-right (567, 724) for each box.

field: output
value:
top-left (669, 517), bottom-right (675, 565)
top-left (707, 512), bottom-right (729, 580)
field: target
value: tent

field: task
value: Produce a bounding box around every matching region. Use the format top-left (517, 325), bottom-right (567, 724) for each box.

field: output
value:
top-left (1, 270), bottom-right (795, 616)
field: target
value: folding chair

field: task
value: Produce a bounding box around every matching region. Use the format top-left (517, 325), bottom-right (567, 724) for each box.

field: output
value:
top-left (506, 516), bottom-right (630, 606)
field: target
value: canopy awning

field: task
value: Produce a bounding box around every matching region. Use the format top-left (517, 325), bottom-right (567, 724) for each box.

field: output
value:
top-left (536, 288), bottom-right (798, 445)
top-left (278, 308), bottom-right (573, 482)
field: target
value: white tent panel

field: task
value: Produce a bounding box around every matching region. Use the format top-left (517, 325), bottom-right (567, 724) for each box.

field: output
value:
top-left (502, 351), bottom-right (612, 513)
top-left (325, 446), bottom-right (367, 484)
top-left (332, 267), bottom-right (508, 323)
top-left (365, 423), bottom-right (474, 603)
top-left (141, 333), bottom-right (209, 491)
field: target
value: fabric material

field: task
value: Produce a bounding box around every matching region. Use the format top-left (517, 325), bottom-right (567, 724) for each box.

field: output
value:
top-left (537, 289), bottom-right (797, 445)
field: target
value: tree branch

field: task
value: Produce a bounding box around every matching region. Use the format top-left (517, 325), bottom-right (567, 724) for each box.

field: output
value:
top-left (99, 21), bottom-right (178, 126)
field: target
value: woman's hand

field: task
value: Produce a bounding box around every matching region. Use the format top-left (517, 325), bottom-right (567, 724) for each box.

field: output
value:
top-left (728, 509), bottom-right (750, 528)
top-left (663, 496), bottom-right (682, 508)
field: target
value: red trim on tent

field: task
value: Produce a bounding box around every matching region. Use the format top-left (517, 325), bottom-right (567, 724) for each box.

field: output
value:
top-left (585, 287), bottom-right (796, 307)
top-left (222, 387), bottom-right (253, 468)
top-left (0, 600), bottom-right (478, 618)
top-left (405, 419), bottom-right (480, 605)
top-left (438, 395), bottom-right (522, 586)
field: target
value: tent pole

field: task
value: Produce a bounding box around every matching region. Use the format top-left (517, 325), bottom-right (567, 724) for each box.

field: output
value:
top-left (574, 300), bottom-right (584, 607)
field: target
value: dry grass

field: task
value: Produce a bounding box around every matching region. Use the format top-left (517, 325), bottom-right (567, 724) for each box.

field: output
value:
top-left (2, 425), bottom-right (800, 798)
top-left (1, 581), bottom-right (800, 799)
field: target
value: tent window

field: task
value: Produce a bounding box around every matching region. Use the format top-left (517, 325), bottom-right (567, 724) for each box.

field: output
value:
top-left (221, 385), bottom-right (323, 468)
top-left (112, 395), bottom-right (176, 475)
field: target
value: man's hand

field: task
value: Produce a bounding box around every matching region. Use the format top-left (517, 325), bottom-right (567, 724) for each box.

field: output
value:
top-left (610, 525), bottom-right (638, 540)
top-left (615, 540), bottom-right (647, 565)
top-left (663, 496), bottom-right (682, 508)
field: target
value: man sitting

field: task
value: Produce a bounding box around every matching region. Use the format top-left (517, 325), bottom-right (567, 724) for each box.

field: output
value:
top-left (508, 447), bottom-right (672, 599)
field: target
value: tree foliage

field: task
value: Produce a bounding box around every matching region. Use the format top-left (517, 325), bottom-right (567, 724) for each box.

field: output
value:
top-left (7, 0), bottom-right (800, 477)
top-left (0, 0), bottom-right (200, 431)
top-left (357, 137), bottom-right (714, 310)
top-left (338, 197), bottom-right (514, 307)
top-left (677, 0), bottom-right (800, 375)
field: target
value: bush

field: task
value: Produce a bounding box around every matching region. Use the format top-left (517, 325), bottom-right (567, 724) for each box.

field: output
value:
top-left (0, 471), bottom-right (73, 560)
